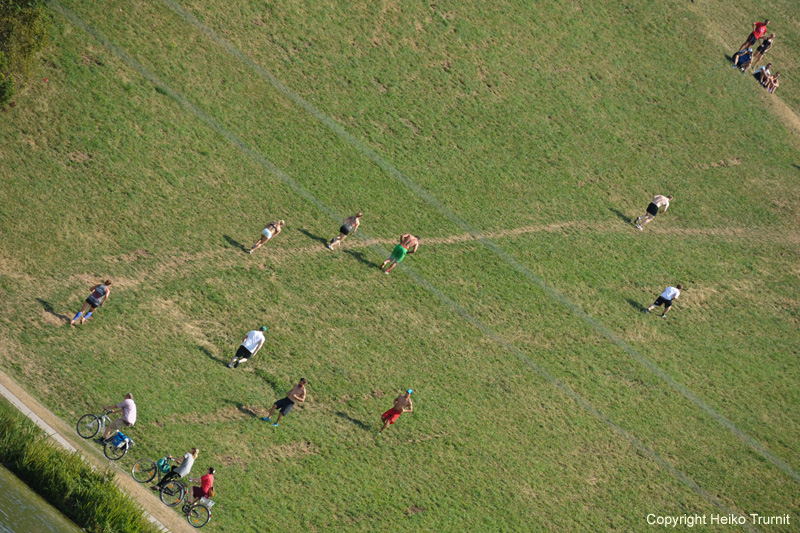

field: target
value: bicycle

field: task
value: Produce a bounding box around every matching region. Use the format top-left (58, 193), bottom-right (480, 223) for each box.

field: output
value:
top-left (103, 431), bottom-right (135, 461)
top-left (182, 498), bottom-right (214, 529)
top-left (131, 456), bottom-right (175, 484)
top-left (75, 409), bottom-right (114, 439)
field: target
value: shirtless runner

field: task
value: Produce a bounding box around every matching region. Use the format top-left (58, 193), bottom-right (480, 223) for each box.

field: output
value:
top-left (249, 220), bottom-right (285, 254)
top-left (327, 212), bottom-right (362, 250)
top-left (379, 389), bottom-right (413, 434)
top-left (380, 234), bottom-right (419, 274)
top-left (262, 378), bottom-right (307, 427)
top-left (633, 195), bottom-right (672, 230)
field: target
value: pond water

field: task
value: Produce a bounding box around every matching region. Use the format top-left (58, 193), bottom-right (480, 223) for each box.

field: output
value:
top-left (0, 464), bottom-right (81, 533)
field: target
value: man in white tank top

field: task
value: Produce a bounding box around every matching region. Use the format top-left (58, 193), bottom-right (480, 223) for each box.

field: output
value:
top-left (634, 195), bottom-right (672, 230)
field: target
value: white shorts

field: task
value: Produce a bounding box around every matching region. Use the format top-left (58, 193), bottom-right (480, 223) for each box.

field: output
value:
top-left (261, 228), bottom-right (273, 239)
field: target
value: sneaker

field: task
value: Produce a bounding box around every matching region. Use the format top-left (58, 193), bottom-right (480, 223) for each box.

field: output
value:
top-left (326, 243), bottom-right (333, 250)
top-left (151, 486), bottom-right (160, 491)
top-left (227, 363), bottom-right (232, 368)
top-left (636, 224), bottom-right (642, 231)
top-left (384, 270), bottom-right (390, 275)
top-left (249, 250), bottom-right (253, 255)
top-left (262, 417), bottom-right (271, 422)
top-left (644, 309), bottom-right (650, 314)
top-left (233, 361), bottom-right (239, 368)
top-left (94, 437), bottom-right (105, 444)
top-left (273, 422), bottom-right (279, 427)
top-left (661, 314), bottom-right (667, 319)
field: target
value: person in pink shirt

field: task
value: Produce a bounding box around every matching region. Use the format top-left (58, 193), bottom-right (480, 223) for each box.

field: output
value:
top-left (738, 19), bottom-right (769, 52)
top-left (99, 393), bottom-right (136, 441)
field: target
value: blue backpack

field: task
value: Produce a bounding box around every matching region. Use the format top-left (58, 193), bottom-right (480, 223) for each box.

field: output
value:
top-left (111, 432), bottom-right (128, 447)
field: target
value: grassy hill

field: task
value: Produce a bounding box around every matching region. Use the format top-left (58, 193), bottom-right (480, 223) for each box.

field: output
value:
top-left (1, 0), bottom-right (798, 530)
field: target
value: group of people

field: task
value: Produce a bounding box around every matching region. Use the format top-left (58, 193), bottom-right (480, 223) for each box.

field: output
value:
top-left (731, 19), bottom-right (781, 94)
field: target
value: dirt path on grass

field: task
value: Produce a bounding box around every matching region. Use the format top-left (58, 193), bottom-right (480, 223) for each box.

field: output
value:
top-left (0, 368), bottom-right (194, 533)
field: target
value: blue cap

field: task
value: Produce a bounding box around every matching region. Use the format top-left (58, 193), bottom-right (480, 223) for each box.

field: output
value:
top-left (407, 389), bottom-right (413, 394)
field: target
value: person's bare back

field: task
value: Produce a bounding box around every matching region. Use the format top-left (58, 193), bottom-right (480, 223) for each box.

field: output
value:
top-left (399, 234), bottom-right (419, 253)
top-left (393, 393), bottom-right (412, 412)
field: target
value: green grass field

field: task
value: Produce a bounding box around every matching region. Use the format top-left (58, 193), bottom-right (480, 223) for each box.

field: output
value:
top-left (1, 0), bottom-right (799, 530)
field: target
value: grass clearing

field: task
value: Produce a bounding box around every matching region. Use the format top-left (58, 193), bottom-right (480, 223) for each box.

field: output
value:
top-left (1, 0), bottom-right (798, 530)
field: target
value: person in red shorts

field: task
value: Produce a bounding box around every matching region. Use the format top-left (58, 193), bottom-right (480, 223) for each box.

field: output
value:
top-left (188, 467), bottom-right (215, 509)
top-left (738, 19), bottom-right (769, 53)
top-left (379, 389), bottom-right (413, 434)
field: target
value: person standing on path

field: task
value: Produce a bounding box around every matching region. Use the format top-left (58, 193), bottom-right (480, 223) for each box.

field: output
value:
top-left (155, 448), bottom-right (199, 490)
top-left (70, 280), bottom-right (112, 325)
top-left (634, 195), bottom-right (672, 230)
top-left (646, 284), bottom-right (683, 319)
top-left (249, 220), bottom-right (285, 254)
top-left (327, 212), bottom-right (362, 250)
top-left (228, 326), bottom-right (267, 368)
top-left (738, 19), bottom-right (769, 53)
top-left (262, 378), bottom-right (307, 427)
top-left (379, 389), bottom-right (413, 434)
top-left (98, 392), bottom-right (136, 441)
top-left (381, 234), bottom-right (419, 274)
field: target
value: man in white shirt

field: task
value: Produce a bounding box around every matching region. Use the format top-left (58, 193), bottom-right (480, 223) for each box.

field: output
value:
top-left (228, 326), bottom-right (266, 368)
top-left (646, 285), bottom-right (683, 318)
top-left (754, 63), bottom-right (772, 85)
top-left (100, 393), bottom-right (136, 441)
top-left (634, 194), bottom-right (672, 230)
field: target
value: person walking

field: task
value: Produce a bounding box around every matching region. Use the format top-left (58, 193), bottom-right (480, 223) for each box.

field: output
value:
top-left (633, 194), bottom-right (672, 230)
top-left (155, 447), bottom-right (199, 490)
top-left (249, 220), bottom-right (285, 254)
top-left (738, 19), bottom-right (769, 53)
top-left (327, 212), bottom-right (362, 250)
top-left (97, 392), bottom-right (136, 442)
top-left (262, 378), bottom-right (307, 427)
top-left (380, 234), bottom-right (419, 274)
top-left (70, 280), bottom-right (112, 325)
top-left (646, 284), bottom-right (683, 319)
top-left (751, 33), bottom-right (774, 70)
top-left (379, 389), bottom-right (413, 434)
top-left (228, 326), bottom-right (267, 368)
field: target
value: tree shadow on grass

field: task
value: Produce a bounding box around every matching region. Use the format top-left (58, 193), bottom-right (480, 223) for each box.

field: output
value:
top-left (221, 399), bottom-right (260, 419)
top-left (626, 298), bottom-right (647, 312)
top-left (199, 346), bottom-right (229, 367)
top-left (223, 235), bottom-right (248, 253)
top-left (36, 298), bottom-right (70, 323)
top-left (296, 228), bottom-right (329, 246)
top-left (608, 208), bottom-right (633, 226)
top-left (343, 249), bottom-right (380, 269)
top-left (334, 411), bottom-right (370, 431)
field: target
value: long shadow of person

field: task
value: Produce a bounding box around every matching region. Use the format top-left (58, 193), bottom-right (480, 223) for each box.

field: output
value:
top-left (626, 298), bottom-right (647, 312)
top-left (334, 411), bottom-right (370, 431)
top-left (223, 235), bottom-right (248, 253)
top-left (36, 299), bottom-right (71, 322)
top-left (198, 346), bottom-right (229, 367)
top-left (221, 399), bottom-right (260, 419)
top-left (608, 208), bottom-right (633, 225)
top-left (296, 228), bottom-right (329, 246)
top-left (792, 164), bottom-right (800, 172)
top-left (343, 249), bottom-right (379, 269)
top-left (253, 368), bottom-right (284, 394)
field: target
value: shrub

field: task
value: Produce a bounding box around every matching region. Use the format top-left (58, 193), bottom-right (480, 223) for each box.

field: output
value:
top-left (0, 51), bottom-right (13, 107)
top-left (0, 397), bottom-right (160, 533)
top-left (0, 0), bottom-right (49, 106)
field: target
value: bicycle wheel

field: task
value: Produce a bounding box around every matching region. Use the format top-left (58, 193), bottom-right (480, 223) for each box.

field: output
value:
top-left (187, 505), bottom-right (211, 528)
top-left (160, 481), bottom-right (185, 507)
top-left (76, 414), bottom-right (100, 439)
top-left (131, 459), bottom-right (157, 483)
top-left (104, 441), bottom-right (126, 461)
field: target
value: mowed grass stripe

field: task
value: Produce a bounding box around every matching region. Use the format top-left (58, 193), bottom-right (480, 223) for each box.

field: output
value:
top-left (151, 0), bottom-right (799, 484)
top-left (48, 3), bottom-right (766, 520)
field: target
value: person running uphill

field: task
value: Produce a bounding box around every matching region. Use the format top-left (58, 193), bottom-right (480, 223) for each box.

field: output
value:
top-left (646, 284), bottom-right (683, 319)
top-left (249, 220), bottom-right (285, 254)
top-left (381, 234), bottom-right (419, 274)
top-left (262, 378), bottom-right (307, 427)
top-left (327, 212), bottom-right (362, 250)
top-left (228, 326), bottom-right (267, 368)
top-left (634, 194), bottom-right (672, 230)
top-left (379, 389), bottom-right (413, 434)
top-left (70, 280), bottom-right (112, 325)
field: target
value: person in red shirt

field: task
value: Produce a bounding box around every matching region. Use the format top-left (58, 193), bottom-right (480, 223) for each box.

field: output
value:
top-left (188, 467), bottom-right (215, 507)
top-left (738, 19), bottom-right (769, 52)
